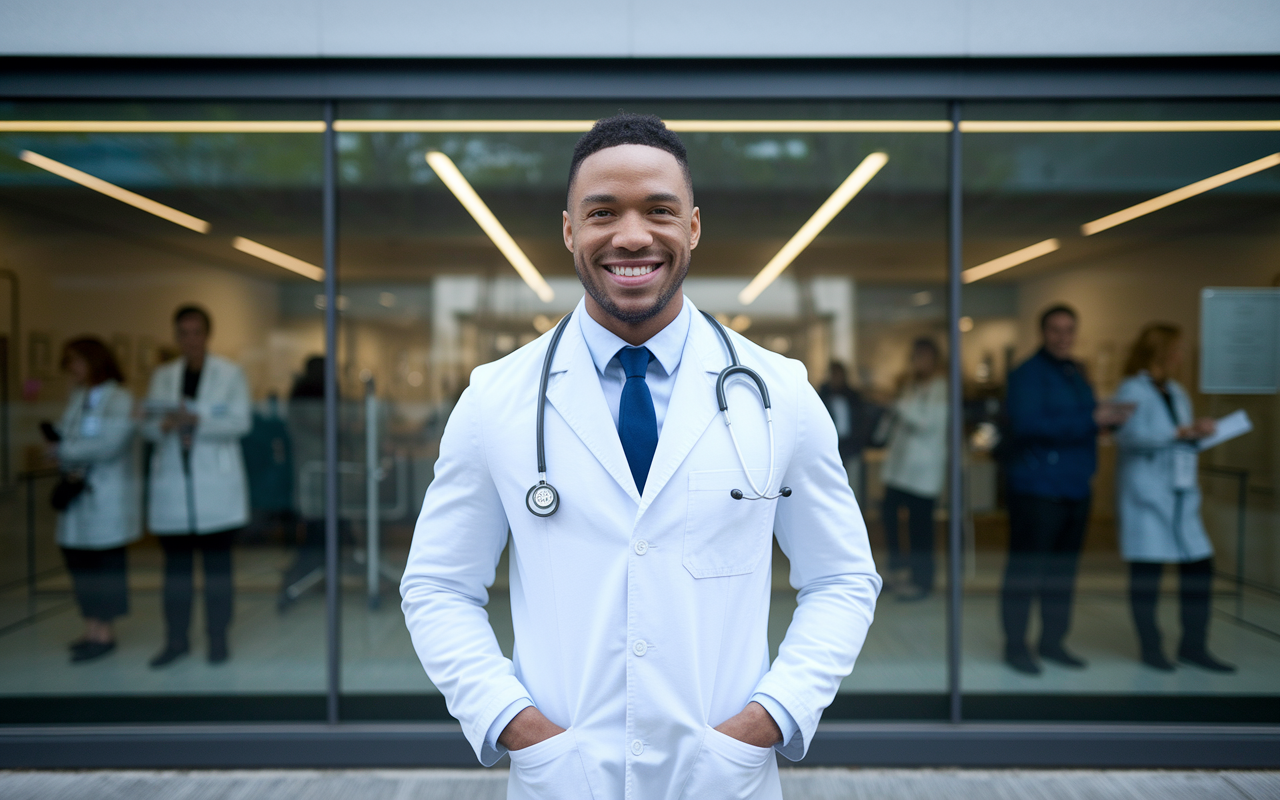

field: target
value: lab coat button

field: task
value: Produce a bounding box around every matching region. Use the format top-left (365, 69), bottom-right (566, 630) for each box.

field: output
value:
top-left (632, 640), bottom-right (648, 656)
top-left (631, 739), bottom-right (644, 756)
top-left (634, 540), bottom-right (649, 555)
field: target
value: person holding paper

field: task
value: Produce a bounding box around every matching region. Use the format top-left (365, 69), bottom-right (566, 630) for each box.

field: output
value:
top-left (1114, 323), bottom-right (1234, 673)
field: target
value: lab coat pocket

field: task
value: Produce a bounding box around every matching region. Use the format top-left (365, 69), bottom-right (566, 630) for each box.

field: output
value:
top-left (684, 470), bottom-right (774, 578)
top-left (678, 727), bottom-right (773, 800)
top-left (507, 728), bottom-right (595, 800)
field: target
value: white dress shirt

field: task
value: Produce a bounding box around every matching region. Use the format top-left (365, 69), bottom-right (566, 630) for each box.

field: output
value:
top-left (485, 298), bottom-right (799, 750)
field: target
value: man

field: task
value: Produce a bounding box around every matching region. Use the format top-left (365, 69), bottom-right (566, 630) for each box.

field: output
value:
top-left (142, 306), bottom-right (251, 667)
top-left (401, 114), bottom-right (880, 799)
top-left (817, 360), bottom-right (875, 503)
top-left (1000, 305), bottom-right (1131, 675)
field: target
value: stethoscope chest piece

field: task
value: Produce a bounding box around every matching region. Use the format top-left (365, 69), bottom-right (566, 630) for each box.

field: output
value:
top-left (526, 481), bottom-right (560, 517)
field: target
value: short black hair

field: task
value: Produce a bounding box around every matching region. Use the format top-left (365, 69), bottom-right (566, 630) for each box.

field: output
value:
top-left (174, 304), bottom-right (212, 332)
top-left (1039, 304), bottom-right (1078, 331)
top-left (567, 113), bottom-right (692, 201)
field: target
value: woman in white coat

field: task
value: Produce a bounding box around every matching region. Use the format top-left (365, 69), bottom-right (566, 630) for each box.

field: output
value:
top-left (880, 337), bottom-right (948, 601)
top-left (52, 338), bottom-right (140, 663)
top-left (142, 306), bottom-right (251, 668)
top-left (1114, 323), bottom-right (1233, 673)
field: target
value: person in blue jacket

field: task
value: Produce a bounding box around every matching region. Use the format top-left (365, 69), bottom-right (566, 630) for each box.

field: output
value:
top-left (1000, 305), bottom-right (1132, 675)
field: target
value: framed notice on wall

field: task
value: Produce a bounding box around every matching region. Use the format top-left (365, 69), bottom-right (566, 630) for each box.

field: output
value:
top-left (1200, 288), bottom-right (1280, 394)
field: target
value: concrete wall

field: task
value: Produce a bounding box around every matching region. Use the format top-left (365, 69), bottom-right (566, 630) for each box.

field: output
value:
top-left (2, 0), bottom-right (1278, 59)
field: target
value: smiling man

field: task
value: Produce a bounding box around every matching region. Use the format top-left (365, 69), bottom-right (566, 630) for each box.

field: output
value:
top-left (401, 114), bottom-right (881, 799)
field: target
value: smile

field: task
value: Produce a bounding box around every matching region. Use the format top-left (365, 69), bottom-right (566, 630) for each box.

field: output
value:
top-left (605, 264), bottom-right (659, 277)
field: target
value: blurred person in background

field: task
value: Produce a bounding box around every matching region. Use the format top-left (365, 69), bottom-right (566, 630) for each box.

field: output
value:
top-left (878, 338), bottom-right (947, 601)
top-left (818, 360), bottom-right (876, 502)
top-left (1000, 305), bottom-right (1132, 675)
top-left (1114, 324), bottom-right (1234, 673)
top-left (48, 338), bottom-right (140, 663)
top-left (142, 305), bottom-right (251, 668)
top-left (278, 355), bottom-right (325, 610)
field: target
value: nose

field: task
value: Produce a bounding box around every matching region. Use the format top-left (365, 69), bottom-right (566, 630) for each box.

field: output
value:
top-left (611, 210), bottom-right (653, 251)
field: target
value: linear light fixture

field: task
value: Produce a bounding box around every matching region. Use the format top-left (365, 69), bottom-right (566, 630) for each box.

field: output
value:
top-left (961, 239), bottom-right (1061, 284)
top-left (1081, 152), bottom-right (1280, 236)
top-left (738, 152), bottom-right (888, 305)
top-left (337, 120), bottom-right (952, 133)
top-left (425, 150), bottom-right (555, 303)
top-left (1, 121), bottom-right (325, 133)
top-left (19, 149), bottom-right (211, 233)
top-left (960, 120), bottom-right (1280, 133)
top-left (232, 237), bottom-right (325, 281)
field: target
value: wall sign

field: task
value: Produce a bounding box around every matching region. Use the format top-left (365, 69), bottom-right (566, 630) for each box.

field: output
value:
top-left (1200, 288), bottom-right (1280, 395)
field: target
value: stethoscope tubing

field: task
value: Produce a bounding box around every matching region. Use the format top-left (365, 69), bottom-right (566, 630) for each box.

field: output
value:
top-left (529, 307), bottom-right (790, 515)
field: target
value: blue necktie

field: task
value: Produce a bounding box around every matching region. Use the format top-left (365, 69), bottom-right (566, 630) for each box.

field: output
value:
top-left (617, 346), bottom-right (658, 494)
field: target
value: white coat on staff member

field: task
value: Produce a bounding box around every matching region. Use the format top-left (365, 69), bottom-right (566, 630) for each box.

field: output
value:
top-left (401, 114), bottom-right (880, 800)
top-left (50, 337), bottom-right (141, 664)
top-left (1113, 322), bottom-right (1234, 675)
top-left (141, 305), bottom-right (251, 669)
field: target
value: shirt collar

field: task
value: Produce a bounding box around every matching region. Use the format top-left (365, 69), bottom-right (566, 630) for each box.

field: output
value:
top-left (578, 296), bottom-right (691, 378)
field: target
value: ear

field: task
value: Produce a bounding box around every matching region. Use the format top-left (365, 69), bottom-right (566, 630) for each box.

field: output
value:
top-left (562, 210), bottom-right (574, 252)
top-left (688, 206), bottom-right (701, 250)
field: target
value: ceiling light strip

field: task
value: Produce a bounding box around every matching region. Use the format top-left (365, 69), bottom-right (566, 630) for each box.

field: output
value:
top-left (425, 151), bottom-right (555, 303)
top-left (738, 152), bottom-right (889, 306)
top-left (338, 120), bottom-right (595, 133)
top-left (336, 120), bottom-right (952, 133)
top-left (961, 239), bottom-right (1061, 284)
top-left (1, 121), bottom-right (325, 133)
top-left (232, 237), bottom-right (325, 281)
top-left (960, 120), bottom-right (1280, 133)
top-left (18, 150), bottom-right (211, 233)
top-left (1081, 152), bottom-right (1280, 236)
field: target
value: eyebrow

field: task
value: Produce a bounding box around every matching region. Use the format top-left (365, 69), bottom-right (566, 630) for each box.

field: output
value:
top-left (579, 192), bottom-right (685, 206)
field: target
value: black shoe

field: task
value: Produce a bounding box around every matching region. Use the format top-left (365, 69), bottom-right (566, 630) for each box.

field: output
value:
top-left (1178, 649), bottom-right (1237, 673)
top-left (149, 643), bottom-right (190, 669)
top-left (1038, 644), bottom-right (1087, 669)
top-left (70, 641), bottom-right (116, 663)
top-left (1140, 648), bottom-right (1176, 672)
top-left (1005, 649), bottom-right (1041, 675)
top-left (68, 638), bottom-right (92, 652)
top-left (208, 638), bottom-right (229, 665)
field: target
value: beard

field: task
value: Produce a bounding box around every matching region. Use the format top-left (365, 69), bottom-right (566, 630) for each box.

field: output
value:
top-left (574, 248), bottom-right (691, 326)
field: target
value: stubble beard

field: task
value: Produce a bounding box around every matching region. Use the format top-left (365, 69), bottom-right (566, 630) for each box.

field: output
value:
top-left (575, 250), bottom-right (690, 327)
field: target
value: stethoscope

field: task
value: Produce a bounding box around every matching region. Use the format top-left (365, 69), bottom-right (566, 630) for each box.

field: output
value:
top-left (526, 309), bottom-right (792, 517)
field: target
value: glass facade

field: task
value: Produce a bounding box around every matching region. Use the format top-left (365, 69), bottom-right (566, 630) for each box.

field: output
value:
top-left (1, 97), bottom-right (1276, 727)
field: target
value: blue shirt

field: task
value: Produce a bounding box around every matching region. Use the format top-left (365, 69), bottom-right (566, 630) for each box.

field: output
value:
top-left (1005, 348), bottom-right (1099, 500)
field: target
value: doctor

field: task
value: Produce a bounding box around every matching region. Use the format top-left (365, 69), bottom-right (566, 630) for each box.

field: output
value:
top-left (401, 114), bottom-right (880, 799)
top-left (142, 305), bottom-right (251, 668)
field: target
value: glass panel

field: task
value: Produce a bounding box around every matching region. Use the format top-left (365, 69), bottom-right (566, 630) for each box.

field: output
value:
top-left (960, 100), bottom-right (1280, 721)
top-left (0, 101), bottom-right (327, 722)
top-left (335, 101), bottom-right (953, 719)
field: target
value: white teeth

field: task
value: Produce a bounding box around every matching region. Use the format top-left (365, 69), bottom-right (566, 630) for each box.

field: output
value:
top-left (611, 265), bottom-right (656, 277)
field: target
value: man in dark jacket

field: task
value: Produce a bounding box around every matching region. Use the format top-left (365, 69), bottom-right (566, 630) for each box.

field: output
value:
top-left (818, 361), bottom-right (877, 504)
top-left (1000, 306), bottom-right (1131, 675)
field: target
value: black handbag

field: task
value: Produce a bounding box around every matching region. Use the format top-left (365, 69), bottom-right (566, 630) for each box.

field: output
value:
top-left (51, 471), bottom-right (89, 511)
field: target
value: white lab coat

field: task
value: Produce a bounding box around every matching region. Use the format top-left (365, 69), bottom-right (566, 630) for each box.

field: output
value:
top-left (55, 381), bottom-right (142, 550)
top-left (1113, 372), bottom-right (1213, 563)
top-left (881, 376), bottom-right (948, 499)
top-left (142, 355), bottom-right (252, 534)
top-left (401, 298), bottom-right (881, 800)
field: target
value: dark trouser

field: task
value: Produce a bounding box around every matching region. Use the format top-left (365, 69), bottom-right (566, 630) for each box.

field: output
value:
top-left (882, 486), bottom-right (937, 591)
top-left (1000, 492), bottom-right (1090, 655)
top-left (1129, 558), bottom-right (1213, 657)
top-left (159, 528), bottom-right (237, 647)
top-left (61, 546), bottom-right (129, 621)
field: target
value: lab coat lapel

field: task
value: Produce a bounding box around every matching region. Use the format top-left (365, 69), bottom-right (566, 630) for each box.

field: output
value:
top-left (545, 318), bottom-right (643, 504)
top-left (636, 310), bottom-right (723, 516)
